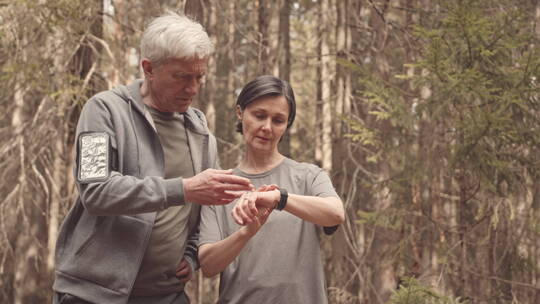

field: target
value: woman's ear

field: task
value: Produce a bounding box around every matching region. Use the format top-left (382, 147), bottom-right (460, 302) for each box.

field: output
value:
top-left (235, 105), bottom-right (243, 120)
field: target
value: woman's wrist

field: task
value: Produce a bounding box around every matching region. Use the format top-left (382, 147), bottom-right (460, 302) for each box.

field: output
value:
top-left (269, 189), bottom-right (281, 209)
top-left (256, 189), bottom-right (280, 209)
top-left (240, 226), bottom-right (257, 238)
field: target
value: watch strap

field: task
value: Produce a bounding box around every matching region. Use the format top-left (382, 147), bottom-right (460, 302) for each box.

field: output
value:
top-left (276, 188), bottom-right (288, 211)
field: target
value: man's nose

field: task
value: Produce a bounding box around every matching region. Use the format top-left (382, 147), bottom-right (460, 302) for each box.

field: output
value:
top-left (184, 77), bottom-right (200, 95)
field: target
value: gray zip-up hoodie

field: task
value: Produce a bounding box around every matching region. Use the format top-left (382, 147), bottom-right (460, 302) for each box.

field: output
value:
top-left (53, 80), bottom-right (218, 304)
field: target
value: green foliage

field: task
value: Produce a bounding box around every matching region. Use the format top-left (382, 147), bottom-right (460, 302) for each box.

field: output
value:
top-left (349, 0), bottom-right (540, 201)
top-left (388, 277), bottom-right (467, 304)
top-left (410, 0), bottom-right (540, 185)
top-left (347, 0), bottom-right (540, 301)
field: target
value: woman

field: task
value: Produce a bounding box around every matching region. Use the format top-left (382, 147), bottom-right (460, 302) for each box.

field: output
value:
top-left (198, 75), bottom-right (345, 304)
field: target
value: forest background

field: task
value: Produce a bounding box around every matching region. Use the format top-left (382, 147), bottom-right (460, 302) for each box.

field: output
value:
top-left (1, 0), bottom-right (540, 303)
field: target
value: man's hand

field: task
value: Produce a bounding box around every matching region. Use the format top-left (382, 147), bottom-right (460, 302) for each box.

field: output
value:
top-left (175, 258), bottom-right (193, 283)
top-left (231, 185), bottom-right (280, 225)
top-left (183, 169), bottom-right (254, 205)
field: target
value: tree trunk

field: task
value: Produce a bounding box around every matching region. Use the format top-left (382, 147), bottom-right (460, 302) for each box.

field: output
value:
top-left (334, 0), bottom-right (347, 137)
top-left (257, 0), bottom-right (270, 74)
top-left (184, 0), bottom-right (204, 22)
top-left (366, 2), bottom-right (397, 302)
top-left (319, 0), bottom-right (332, 172)
top-left (277, 0), bottom-right (292, 157)
top-left (315, 20), bottom-right (323, 167)
top-left (212, 1), bottom-right (239, 169)
top-left (324, 0), bottom-right (354, 301)
top-left (193, 0), bottom-right (216, 130)
top-left (10, 76), bottom-right (28, 304)
top-left (533, 181), bottom-right (540, 303)
top-left (529, 3), bottom-right (540, 303)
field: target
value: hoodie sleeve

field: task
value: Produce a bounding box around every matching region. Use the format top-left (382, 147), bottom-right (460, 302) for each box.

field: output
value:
top-left (74, 96), bottom-right (186, 216)
top-left (183, 227), bottom-right (200, 271)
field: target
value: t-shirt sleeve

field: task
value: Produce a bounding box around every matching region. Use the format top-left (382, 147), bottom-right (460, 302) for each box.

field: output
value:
top-left (199, 205), bottom-right (222, 245)
top-left (308, 167), bottom-right (339, 198)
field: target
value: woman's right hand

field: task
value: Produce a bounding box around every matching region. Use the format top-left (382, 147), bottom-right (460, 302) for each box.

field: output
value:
top-left (231, 185), bottom-right (280, 225)
top-left (244, 207), bottom-right (272, 236)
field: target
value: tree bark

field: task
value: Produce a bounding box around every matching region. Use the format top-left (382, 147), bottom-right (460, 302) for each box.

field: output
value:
top-left (257, 0), bottom-right (270, 74)
top-left (277, 0), bottom-right (292, 157)
top-left (184, 0), bottom-right (204, 23)
top-left (212, 1), bottom-right (239, 169)
top-left (365, 2), bottom-right (398, 302)
top-left (319, 0), bottom-right (332, 172)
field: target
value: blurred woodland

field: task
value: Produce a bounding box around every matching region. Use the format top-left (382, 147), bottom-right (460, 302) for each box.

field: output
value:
top-left (1, 0), bottom-right (540, 303)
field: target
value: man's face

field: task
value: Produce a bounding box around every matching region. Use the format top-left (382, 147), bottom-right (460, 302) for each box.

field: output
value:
top-left (144, 57), bottom-right (208, 113)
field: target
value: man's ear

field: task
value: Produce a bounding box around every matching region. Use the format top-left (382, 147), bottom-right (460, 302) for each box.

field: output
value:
top-left (235, 105), bottom-right (243, 120)
top-left (141, 59), bottom-right (153, 79)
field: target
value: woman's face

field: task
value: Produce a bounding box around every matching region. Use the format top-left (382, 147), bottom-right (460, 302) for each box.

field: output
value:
top-left (237, 95), bottom-right (290, 154)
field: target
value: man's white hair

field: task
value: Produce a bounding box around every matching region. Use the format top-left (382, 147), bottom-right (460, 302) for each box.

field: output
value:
top-left (140, 12), bottom-right (213, 63)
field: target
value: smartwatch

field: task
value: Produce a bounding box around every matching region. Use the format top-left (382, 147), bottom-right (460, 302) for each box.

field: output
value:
top-left (276, 188), bottom-right (288, 211)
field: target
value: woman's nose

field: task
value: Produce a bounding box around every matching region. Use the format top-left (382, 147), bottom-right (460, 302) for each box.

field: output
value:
top-left (261, 119), bottom-right (271, 131)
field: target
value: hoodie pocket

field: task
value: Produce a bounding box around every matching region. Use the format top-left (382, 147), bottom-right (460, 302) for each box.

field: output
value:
top-left (63, 215), bottom-right (151, 295)
top-left (74, 225), bottom-right (99, 256)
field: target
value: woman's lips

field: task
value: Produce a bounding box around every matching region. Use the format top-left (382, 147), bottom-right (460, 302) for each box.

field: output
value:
top-left (256, 136), bottom-right (270, 141)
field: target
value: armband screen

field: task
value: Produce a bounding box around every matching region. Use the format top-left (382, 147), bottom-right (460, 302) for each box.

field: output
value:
top-left (77, 132), bottom-right (111, 183)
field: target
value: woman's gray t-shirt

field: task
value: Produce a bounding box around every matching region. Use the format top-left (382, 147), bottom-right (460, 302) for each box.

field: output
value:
top-left (199, 158), bottom-right (339, 304)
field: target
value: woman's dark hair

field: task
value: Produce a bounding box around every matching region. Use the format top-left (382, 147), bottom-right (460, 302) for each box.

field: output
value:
top-left (235, 75), bottom-right (296, 134)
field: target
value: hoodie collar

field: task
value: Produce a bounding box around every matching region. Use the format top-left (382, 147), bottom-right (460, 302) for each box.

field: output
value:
top-left (123, 79), bottom-right (209, 135)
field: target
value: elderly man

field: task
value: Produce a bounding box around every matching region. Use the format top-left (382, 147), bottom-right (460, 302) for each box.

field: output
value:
top-left (52, 12), bottom-right (252, 304)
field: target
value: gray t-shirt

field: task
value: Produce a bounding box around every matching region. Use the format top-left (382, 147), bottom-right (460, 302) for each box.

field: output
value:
top-left (199, 158), bottom-right (339, 304)
top-left (132, 108), bottom-right (195, 296)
